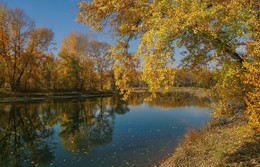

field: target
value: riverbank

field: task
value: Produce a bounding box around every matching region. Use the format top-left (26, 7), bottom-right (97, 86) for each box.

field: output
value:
top-left (0, 89), bottom-right (115, 103)
top-left (132, 87), bottom-right (210, 98)
top-left (158, 120), bottom-right (259, 167)
top-left (0, 87), bottom-right (209, 103)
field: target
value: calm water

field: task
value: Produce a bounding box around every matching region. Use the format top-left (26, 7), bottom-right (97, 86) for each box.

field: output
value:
top-left (0, 93), bottom-right (211, 167)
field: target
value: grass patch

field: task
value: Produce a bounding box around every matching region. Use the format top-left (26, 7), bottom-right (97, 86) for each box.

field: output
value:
top-left (159, 121), bottom-right (260, 167)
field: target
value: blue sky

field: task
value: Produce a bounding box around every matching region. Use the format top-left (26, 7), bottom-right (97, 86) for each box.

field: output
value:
top-left (1, 0), bottom-right (120, 56)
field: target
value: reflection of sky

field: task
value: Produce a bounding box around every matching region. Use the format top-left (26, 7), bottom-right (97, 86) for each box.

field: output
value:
top-left (127, 104), bottom-right (212, 128)
top-left (50, 101), bottom-right (211, 166)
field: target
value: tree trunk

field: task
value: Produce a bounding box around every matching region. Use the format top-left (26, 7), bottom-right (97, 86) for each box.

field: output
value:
top-left (100, 69), bottom-right (103, 90)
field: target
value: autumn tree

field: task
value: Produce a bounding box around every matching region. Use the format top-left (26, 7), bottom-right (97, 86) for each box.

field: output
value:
top-left (0, 59), bottom-right (5, 87)
top-left (193, 69), bottom-right (213, 88)
top-left (22, 27), bottom-right (54, 91)
top-left (41, 53), bottom-right (56, 90)
top-left (0, 5), bottom-right (54, 91)
top-left (58, 32), bottom-right (96, 90)
top-left (173, 68), bottom-right (213, 88)
top-left (89, 40), bottom-right (113, 90)
top-left (242, 24), bottom-right (260, 130)
top-left (77, 0), bottom-right (259, 129)
top-left (0, 5), bottom-right (9, 89)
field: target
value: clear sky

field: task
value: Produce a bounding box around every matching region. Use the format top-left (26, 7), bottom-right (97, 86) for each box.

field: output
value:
top-left (1, 0), bottom-right (182, 65)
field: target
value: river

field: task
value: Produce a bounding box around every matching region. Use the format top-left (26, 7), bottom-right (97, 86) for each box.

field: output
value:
top-left (0, 92), bottom-right (211, 167)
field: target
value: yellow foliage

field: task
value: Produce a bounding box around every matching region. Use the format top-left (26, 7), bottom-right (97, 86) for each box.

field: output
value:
top-left (77, 0), bottom-right (260, 129)
top-left (242, 41), bottom-right (260, 131)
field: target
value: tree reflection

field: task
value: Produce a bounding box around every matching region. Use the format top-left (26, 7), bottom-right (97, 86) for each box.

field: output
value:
top-left (127, 92), bottom-right (209, 108)
top-left (109, 95), bottom-right (130, 115)
top-left (58, 97), bottom-right (126, 154)
top-left (0, 97), bottom-right (130, 161)
top-left (0, 93), bottom-right (206, 165)
top-left (0, 104), bottom-right (56, 166)
top-left (149, 92), bottom-right (210, 108)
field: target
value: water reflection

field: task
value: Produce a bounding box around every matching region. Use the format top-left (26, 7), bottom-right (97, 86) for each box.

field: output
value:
top-left (128, 92), bottom-right (209, 108)
top-left (58, 98), bottom-right (116, 153)
top-left (0, 93), bottom-right (210, 166)
top-left (0, 104), bottom-right (55, 166)
top-left (0, 96), bottom-right (130, 166)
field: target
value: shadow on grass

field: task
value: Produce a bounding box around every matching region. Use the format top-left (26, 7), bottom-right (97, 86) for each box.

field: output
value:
top-left (221, 134), bottom-right (260, 166)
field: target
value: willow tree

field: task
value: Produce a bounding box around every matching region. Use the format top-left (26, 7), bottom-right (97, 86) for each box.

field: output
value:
top-left (77, 0), bottom-right (259, 129)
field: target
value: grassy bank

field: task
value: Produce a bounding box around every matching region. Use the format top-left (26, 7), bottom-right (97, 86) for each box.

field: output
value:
top-left (0, 87), bottom-right (207, 102)
top-left (0, 89), bottom-right (115, 102)
top-left (158, 121), bottom-right (260, 167)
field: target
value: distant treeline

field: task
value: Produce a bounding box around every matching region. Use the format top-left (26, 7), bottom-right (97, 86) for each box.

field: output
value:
top-left (128, 68), bottom-right (213, 89)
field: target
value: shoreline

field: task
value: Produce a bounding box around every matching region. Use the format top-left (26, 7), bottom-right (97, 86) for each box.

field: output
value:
top-left (133, 87), bottom-right (210, 98)
top-left (0, 87), bottom-right (209, 103)
top-left (0, 90), bottom-right (116, 103)
top-left (156, 120), bottom-right (259, 167)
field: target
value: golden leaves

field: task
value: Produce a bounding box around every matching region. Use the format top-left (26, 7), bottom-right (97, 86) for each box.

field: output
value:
top-left (242, 41), bottom-right (260, 131)
top-left (78, 0), bottom-right (260, 129)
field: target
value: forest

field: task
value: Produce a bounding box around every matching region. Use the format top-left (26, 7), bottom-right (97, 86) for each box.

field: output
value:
top-left (0, 4), bottom-right (213, 93)
top-left (0, 5), bottom-right (114, 92)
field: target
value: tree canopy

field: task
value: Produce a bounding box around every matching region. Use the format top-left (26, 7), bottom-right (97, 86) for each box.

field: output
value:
top-left (77, 0), bottom-right (259, 130)
top-left (0, 4), bottom-right (116, 92)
